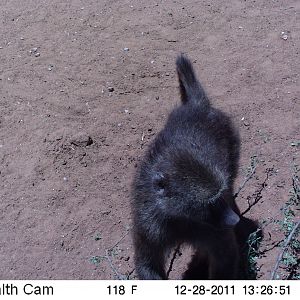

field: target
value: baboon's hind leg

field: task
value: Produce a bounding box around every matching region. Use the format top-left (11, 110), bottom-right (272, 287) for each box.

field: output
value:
top-left (182, 250), bottom-right (209, 279)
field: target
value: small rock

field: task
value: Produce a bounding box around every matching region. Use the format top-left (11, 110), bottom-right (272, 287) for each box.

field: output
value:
top-left (290, 141), bottom-right (300, 147)
top-left (34, 52), bottom-right (40, 57)
top-left (280, 31), bottom-right (288, 40)
top-left (94, 233), bottom-right (102, 241)
top-left (48, 65), bottom-right (54, 71)
top-left (124, 109), bottom-right (129, 113)
top-left (20, 37), bottom-right (24, 40)
top-left (70, 133), bottom-right (93, 147)
top-left (123, 47), bottom-right (129, 51)
top-left (30, 47), bottom-right (38, 54)
top-left (108, 87), bottom-right (114, 92)
top-left (238, 26), bottom-right (243, 29)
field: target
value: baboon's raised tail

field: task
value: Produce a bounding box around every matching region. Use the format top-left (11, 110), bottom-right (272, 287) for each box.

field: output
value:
top-left (176, 54), bottom-right (209, 110)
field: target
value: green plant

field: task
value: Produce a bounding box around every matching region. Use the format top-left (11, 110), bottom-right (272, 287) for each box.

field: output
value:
top-left (94, 233), bottom-right (102, 241)
top-left (272, 165), bottom-right (299, 279)
top-left (246, 228), bottom-right (262, 279)
top-left (90, 255), bottom-right (105, 266)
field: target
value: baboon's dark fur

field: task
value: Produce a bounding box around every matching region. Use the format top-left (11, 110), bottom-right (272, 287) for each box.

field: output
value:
top-left (132, 55), bottom-right (246, 279)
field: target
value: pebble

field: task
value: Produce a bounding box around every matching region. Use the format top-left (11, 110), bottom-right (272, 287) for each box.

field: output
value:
top-left (280, 31), bottom-right (288, 40)
top-left (30, 47), bottom-right (38, 54)
top-left (48, 65), bottom-right (54, 71)
top-left (108, 87), bottom-right (114, 92)
top-left (124, 109), bottom-right (129, 113)
top-left (123, 47), bottom-right (129, 51)
top-left (34, 52), bottom-right (40, 57)
top-left (70, 133), bottom-right (93, 147)
top-left (290, 141), bottom-right (300, 147)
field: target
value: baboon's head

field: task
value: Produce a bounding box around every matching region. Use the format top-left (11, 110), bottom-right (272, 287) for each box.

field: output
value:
top-left (151, 150), bottom-right (240, 228)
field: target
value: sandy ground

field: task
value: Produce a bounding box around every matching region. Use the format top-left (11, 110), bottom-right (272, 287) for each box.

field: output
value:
top-left (0, 0), bottom-right (299, 279)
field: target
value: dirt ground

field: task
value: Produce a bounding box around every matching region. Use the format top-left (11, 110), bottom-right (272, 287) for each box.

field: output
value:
top-left (0, 0), bottom-right (299, 279)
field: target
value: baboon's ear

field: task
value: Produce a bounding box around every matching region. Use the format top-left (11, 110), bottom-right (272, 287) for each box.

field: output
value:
top-left (152, 172), bottom-right (168, 196)
top-left (221, 206), bottom-right (240, 227)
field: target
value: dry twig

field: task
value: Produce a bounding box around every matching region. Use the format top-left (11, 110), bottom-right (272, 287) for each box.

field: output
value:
top-left (167, 244), bottom-right (182, 278)
top-left (105, 249), bottom-right (127, 280)
top-left (234, 164), bottom-right (258, 198)
top-left (241, 168), bottom-right (272, 216)
top-left (270, 221), bottom-right (300, 280)
top-left (102, 230), bottom-right (130, 280)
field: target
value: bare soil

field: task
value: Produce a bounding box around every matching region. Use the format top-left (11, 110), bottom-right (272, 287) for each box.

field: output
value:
top-left (0, 0), bottom-right (299, 279)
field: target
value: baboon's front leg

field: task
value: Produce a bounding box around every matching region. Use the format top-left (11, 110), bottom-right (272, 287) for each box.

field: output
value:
top-left (134, 237), bottom-right (167, 280)
top-left (208, 230), bottom-right (239, 279)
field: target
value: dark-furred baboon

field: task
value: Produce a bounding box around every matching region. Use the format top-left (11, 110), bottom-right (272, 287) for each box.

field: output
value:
top-left (132, 55), bottom-right (243, 279)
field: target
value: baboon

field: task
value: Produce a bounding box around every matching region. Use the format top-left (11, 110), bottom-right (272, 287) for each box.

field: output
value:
top-left (132, 55), bottom-right (242, 280)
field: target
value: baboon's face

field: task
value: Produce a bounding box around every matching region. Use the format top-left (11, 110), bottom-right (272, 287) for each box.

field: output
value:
top-left (153, 172), bottom-right (239, 227)
top-left (208, 197), bottom-right (240, 228)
